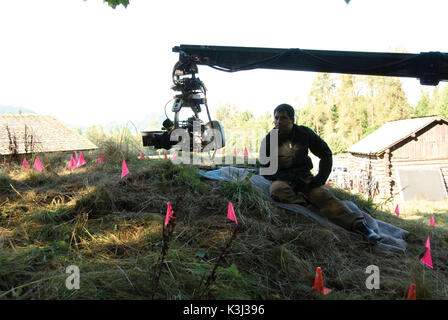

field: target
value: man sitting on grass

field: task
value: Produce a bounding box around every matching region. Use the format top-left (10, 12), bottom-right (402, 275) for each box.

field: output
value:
top-left (259, 103), bottom-right (382, 244)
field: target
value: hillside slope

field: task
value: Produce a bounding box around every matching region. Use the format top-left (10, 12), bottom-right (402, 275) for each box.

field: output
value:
top-left (0, 153), bottom-right (447, 300)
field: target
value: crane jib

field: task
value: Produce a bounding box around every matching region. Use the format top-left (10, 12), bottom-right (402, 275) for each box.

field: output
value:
top-left (173, 44), bottom-right (448, 86)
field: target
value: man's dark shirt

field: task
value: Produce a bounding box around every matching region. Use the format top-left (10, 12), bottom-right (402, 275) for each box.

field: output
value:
top-left (260, 124), bottom-right (333, 190)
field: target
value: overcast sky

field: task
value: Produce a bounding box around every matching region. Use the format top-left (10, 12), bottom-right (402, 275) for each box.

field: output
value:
top-left (0, 0), bottom-right (447, 128)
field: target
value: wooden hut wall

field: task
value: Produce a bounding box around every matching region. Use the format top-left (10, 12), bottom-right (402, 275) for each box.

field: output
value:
top-left (347, 118), bottom-right (448, 199)
top-left (391, 121), bottom-right (448, 161)
top-left (389, 121), bottom-right (448, 195)
top-left (346, 153), bottom-right (390, 196)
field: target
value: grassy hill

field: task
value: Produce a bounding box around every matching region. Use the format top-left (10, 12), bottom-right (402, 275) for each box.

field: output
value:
top-left (0, 152), bottom-right (447, 300)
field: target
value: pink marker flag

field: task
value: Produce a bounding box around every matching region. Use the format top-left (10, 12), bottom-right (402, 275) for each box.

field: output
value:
top-left (430, 216), bottom-right (436, 227)
top-left (121, 159), bottom-right (130, 178)
top-left (425, 236), bottom-right (431, 250)
top-left (77, 152), bottom-right (86, 167)
top-left (227, 202), bottom-right (238, 224)
top-left (165, 201), bottom-right (175, 226)
top-left (22, 157), bottom-right (30, 169)
top-left (394, 204), bottom-right (399, 217)
top-left (420, 248), bottom-right (433, 269)
top-left (68, 155), bottom-right (75, 170)
top-left (96, 154), bottom-right (105, 164)
top-left (70, 151), bottom-right (78, 169)
top-left (216, 148), bottom-right (222, 156)
top-left (243, 146), bottom-right (249, 157)
top-left (233, 148), bottom-right (237, 157)
top-left (33, 156), bottom-right (43, 172)
top-left (140, 152), bottom-right (144, 160)
top-left (172, 151), bottom-right (176, 161)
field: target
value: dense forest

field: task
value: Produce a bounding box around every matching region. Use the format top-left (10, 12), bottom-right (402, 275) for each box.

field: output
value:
top-left (82, 74), bottom-right (448, 157)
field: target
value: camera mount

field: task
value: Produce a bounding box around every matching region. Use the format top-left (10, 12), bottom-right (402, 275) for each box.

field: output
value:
top-left (141, 51), bottom-right (225, 153)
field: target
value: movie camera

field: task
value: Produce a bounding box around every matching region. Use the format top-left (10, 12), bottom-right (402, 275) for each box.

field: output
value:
top-left (141, 51), bottom-right (225, 153)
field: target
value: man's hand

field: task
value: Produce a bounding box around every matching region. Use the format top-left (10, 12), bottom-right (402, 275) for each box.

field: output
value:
top-left (292, 176), bottom-right (322, 193)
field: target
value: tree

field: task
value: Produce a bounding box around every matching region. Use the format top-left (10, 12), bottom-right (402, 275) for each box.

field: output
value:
top-left (103, 0), bottom-right (130, 9)
top-left (295, 107), bottom-right (314, 129)
top-left (365, 76), bottom-right (411, 126)
top-left (305, 73), bottom-right (335, 136)
top-left (215, 103), bottom-right (239, 128)
top-left (428, 86), bottom-right (441, 116)
top-left (255, 111), bottom-right (274, 135)
top-left (414, 90), bottom-right (431, 117)
top-left (241, 110), bottom-right (254, 122)
top-left (438, 85), bottom-right (448, 119)
top-left (334, 74), bottom-right (366, 146)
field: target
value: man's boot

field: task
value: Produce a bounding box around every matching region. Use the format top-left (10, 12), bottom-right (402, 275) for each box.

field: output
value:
top-left (353, 221), bottom-right (382, 244)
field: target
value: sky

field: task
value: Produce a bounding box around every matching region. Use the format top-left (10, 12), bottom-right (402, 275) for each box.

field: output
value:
top-left (0, 0), bottom-right (447, 129)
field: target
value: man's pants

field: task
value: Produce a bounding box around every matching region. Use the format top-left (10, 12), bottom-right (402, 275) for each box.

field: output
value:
top-left (269, 180), bottom-right (364, 231)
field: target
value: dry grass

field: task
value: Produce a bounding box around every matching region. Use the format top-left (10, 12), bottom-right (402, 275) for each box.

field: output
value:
top-left (0, 154), bottom-right (447, 300)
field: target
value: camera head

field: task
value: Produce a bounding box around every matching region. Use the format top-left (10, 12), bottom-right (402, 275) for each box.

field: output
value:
top-left (141, 54), bottom-right (225, 152)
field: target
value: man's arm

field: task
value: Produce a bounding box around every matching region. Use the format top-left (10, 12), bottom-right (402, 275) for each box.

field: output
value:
top-left (306, 127), bottom-right (333, 188)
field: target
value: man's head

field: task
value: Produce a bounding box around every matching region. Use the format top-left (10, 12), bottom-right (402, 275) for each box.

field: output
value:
top-left (273, 104), bottom-right (294, 134)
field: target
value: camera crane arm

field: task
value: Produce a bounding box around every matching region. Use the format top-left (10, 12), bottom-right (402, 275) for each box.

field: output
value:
top-left (142, 45), bottom-right (447, 152)
top-left (173, 44), bottom-right (448, 86)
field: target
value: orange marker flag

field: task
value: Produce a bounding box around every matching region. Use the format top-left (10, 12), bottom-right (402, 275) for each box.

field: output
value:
top-left (22, 157), bottom-right (30, 169)
top-left (227, 202), bottom-right (238, 224)
top-left (430, 216), bottom-right (436, 227)
top-left (164, 151), bottom-right (168, 159)
top-left (243, 146), bottom-right (249, 157)
top-left (164, 201), bottom-right (175, 226)
top-left (77, 152), bottom-right (86, 167)
top-left (33, 156), bottom-right (43, 172)
top-left (407, 284), bottom-right (416, 300)
top-left (394, 204), bottom-right (400, 217)
top-left (312, 267), bottom-right (332, 295)
top-left (420, 248), bottom-right (433, 269)
top-left (121, 159), bottom-right (130, 178)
